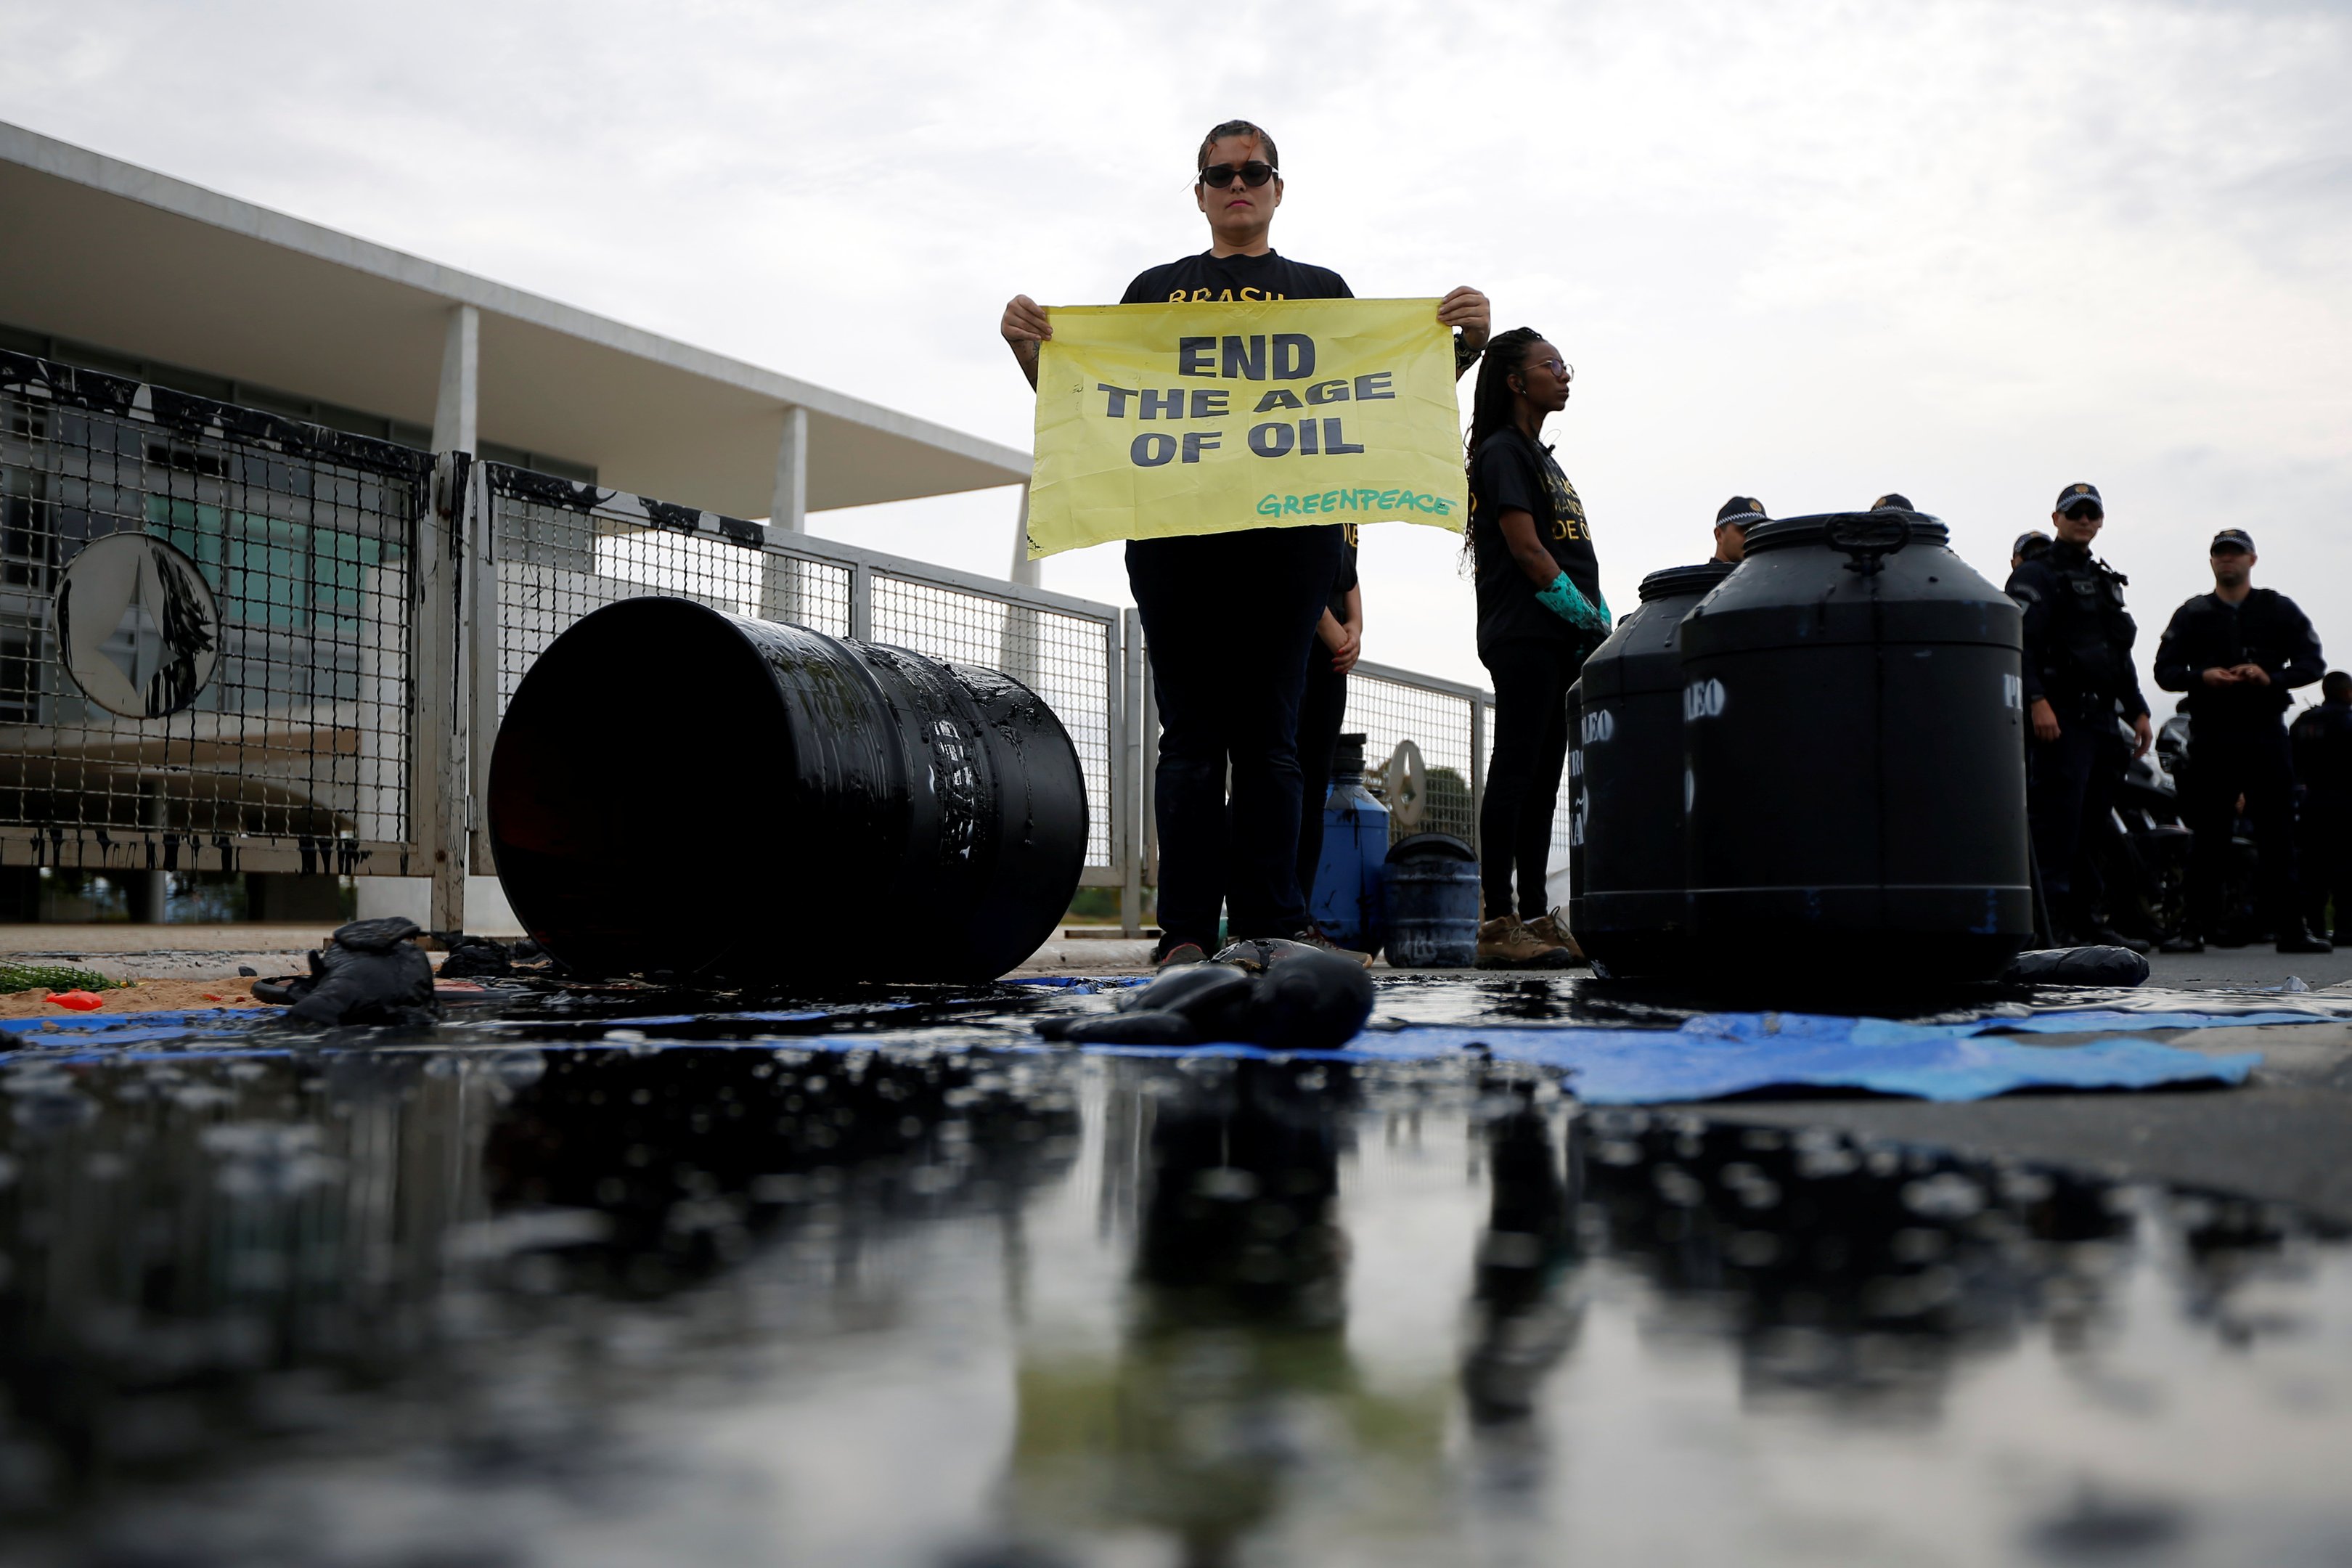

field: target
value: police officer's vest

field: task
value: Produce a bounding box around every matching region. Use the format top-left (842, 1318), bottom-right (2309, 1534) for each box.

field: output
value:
top-left (2048, 552), bottom-right (2136, 700)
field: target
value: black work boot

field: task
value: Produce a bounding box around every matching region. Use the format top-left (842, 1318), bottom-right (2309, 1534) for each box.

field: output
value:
top-left (2277, 921), bottom-right (2335, 955)
top-left (2086, 924), bottom-right (2153, 956)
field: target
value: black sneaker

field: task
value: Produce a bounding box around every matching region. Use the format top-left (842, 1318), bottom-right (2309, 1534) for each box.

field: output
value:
top-left (2156, 931), bottom-right (2205, 955)
top-left (2277, 923), bottom-right (2335, 955)
top-left (1153, 939), bottom-right (1208, 971)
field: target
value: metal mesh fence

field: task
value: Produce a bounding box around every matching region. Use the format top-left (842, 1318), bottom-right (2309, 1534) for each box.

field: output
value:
top-left (0, 351), bottom-right (425, 873)
top-left (1342, 671), bottom-right (1479, 847)
top-left (1552, 744), bottom-right (1576, 865)
top-left (870, 576), bottom-right (1113, 869)
top-left (486, 465), bottom-right (1117, 872)
top-left (486, 465), bottom-right (853, 718)
top-left (1339, 685), bottom-right (1575, 873)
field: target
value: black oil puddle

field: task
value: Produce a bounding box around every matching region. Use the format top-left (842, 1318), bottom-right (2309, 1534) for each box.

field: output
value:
top-left (1, 1045), bottom-right (2348, 1565)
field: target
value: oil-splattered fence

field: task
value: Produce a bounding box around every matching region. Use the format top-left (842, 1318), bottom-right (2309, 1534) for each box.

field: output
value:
top-left (0, 351), bottom-right (428, 887)
top-left (0, 350), bottom-right (1564, 936)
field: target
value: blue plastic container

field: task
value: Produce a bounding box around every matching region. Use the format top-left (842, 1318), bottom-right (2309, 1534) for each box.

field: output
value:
top-left (1309, 732), bottom-right (1389, 952)
top-left (1382, 831), bottom-right (1479, 968)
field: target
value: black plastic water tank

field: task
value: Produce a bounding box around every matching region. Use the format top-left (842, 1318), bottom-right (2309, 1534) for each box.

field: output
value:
top-left (1569, 560), bottom-right (1737, 977)
top-left (487, 597), bottom-right (1089, 984)
top-left (1679, 511), bottom-right (2030, 983)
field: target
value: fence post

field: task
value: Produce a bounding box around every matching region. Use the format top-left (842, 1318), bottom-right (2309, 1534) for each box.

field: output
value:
top-left (466, 462), bottom-right (501, 876)
top-left (849, 560), bottom-right (873, 641)
top-left (415, 452), bottom-right (472, 935)
top-left (1469, 696), bottom-right (1487, 857)
top-left (1120, 608), bottom-right (1146, 937)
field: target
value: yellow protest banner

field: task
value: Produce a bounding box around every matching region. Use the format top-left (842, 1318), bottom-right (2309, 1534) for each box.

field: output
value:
top-left (1025, 297), bottom-right (1466, 558)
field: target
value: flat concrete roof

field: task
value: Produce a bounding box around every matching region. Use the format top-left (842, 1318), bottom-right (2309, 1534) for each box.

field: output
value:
top-left (0, 121), bottom-right (1029, 518)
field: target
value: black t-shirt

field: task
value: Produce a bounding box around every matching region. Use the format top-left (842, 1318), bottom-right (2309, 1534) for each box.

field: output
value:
top-left (1121, 249), bottom-right (1352, 306)
top-left (1469, 428), bottom-right (1599, 654)
top-left (1326, 523), bottom-right (1360, 621)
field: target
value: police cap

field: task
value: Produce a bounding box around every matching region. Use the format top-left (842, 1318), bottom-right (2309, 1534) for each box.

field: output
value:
top-left (1715, 497), bottom-right (1766, 528)
top-left (2210, 528), bottom-right (2255, 554)
top-left (2013, 531), bottom-right (2051, 560)
top-left (1871, 493), bottom-right (1914, 512)
top-left (2054, 482), bottom-right (2103, 516)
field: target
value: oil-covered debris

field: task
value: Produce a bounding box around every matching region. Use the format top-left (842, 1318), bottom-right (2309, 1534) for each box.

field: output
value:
top-left (2002, 944), bottom-right (2152, 987)
top-left (1037, 947), bottom-right (1373, 1051)
top-left (433, 932), bottom-right (561, 980)
top-left (249, 916), bottom-right (438, 1028)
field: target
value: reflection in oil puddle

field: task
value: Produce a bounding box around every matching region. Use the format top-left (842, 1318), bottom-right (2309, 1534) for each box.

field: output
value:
top-left (0, 1046), bottom-right (2346, 1565)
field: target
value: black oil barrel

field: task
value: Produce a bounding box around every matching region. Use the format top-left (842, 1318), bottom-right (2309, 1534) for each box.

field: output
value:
top-left (1680, 511), bottom-right (2030, 983)
top-left (486, 596), bottom-right (1089, 984)
top-left (1569, 560), bottom-right (1737, 977)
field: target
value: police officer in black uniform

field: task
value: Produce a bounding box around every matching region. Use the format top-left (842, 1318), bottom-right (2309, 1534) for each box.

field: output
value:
top-left (1712, 497), bottom-right (1765, 563)
top-left (2004, 483), bottom-right (2154, 947)
top-left (2290, 669), bottom-right (2352, 944)
top-left (2153, 528), bottom-right (2331, 954)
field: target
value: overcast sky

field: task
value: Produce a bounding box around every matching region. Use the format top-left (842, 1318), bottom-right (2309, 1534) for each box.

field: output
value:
top-left (4, 0), bottom-right (2347, 707)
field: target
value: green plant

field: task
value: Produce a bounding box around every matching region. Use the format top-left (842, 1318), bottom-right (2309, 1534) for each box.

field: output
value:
top-left (0, 962), bottom-right (120, 993)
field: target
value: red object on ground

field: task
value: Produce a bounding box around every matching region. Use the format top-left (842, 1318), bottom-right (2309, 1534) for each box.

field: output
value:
top-left (46, 989), bottom-right (105, 1011)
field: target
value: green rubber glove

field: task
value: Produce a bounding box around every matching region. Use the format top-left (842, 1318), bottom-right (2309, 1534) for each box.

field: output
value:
top-left (1536, 571), bottom-right (1612, 637)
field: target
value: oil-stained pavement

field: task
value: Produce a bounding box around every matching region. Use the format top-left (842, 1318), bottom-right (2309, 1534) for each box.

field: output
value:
top-left (0, 973), bottom-right (2349, 1564)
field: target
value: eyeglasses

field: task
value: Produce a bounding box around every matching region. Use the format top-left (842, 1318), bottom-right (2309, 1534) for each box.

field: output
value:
top-left (1535, 359), bottom-right (1574, 384)
top-left (1199, 160), bottom-right (1278, 189)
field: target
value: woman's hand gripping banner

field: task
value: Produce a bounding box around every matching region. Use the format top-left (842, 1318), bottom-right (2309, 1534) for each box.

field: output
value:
top-left (1026, 297), bottom-right (1467, 558)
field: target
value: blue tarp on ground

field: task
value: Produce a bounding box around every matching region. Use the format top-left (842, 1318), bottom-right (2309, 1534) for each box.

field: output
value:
top-left (0, 998), bottom-right (2313, 1103)
top-left (1034, 1003), bottom-right (2304, 1101)
top-left (1334, 1020), bottom-right (2261, 1103)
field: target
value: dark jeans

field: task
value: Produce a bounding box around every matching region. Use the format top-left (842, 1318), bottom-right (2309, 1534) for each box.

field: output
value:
top-left (2183, 717), bottom-right (2298, 935)
top-left (1479, 637), bottom-right (1585, 920)
top-left (2027, 711), bottom-right (2123, 912)
top-left (1129, 526), bottom-right (1344, 950)
top-left (1294, 650), bottom-right (1349, 907)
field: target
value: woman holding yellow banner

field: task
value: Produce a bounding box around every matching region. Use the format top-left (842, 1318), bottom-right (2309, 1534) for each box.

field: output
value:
top-left (1000, 118), bottom-right (1490, 971)
top-left (1466, 328), bottom-right (1606, 969)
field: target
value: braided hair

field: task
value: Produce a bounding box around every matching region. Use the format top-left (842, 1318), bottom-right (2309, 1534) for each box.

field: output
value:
top-left (1462, 327), bottom-right (1546, 560)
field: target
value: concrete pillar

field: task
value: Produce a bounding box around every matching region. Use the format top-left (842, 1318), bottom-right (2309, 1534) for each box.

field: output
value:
top-left (431, 305), bottom-right (479, 454)
top-left (759, 407), bottom-right (809, 625)
top-left (771, 405), bottom-right (807, 532)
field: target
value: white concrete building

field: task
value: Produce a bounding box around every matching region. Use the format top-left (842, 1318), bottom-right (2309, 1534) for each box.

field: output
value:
top-left (0, 121), bottom-right (1036, 928)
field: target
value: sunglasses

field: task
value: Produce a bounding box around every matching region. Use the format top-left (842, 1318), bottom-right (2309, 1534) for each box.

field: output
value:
top-left (2064, 506), bottom-right (2105, 522)
top-left (1199, 160), bottom-right (1279, 189)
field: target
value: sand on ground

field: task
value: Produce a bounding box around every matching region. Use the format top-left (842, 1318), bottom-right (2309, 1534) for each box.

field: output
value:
top-left (0, 978), bottom-right (277, 1018)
